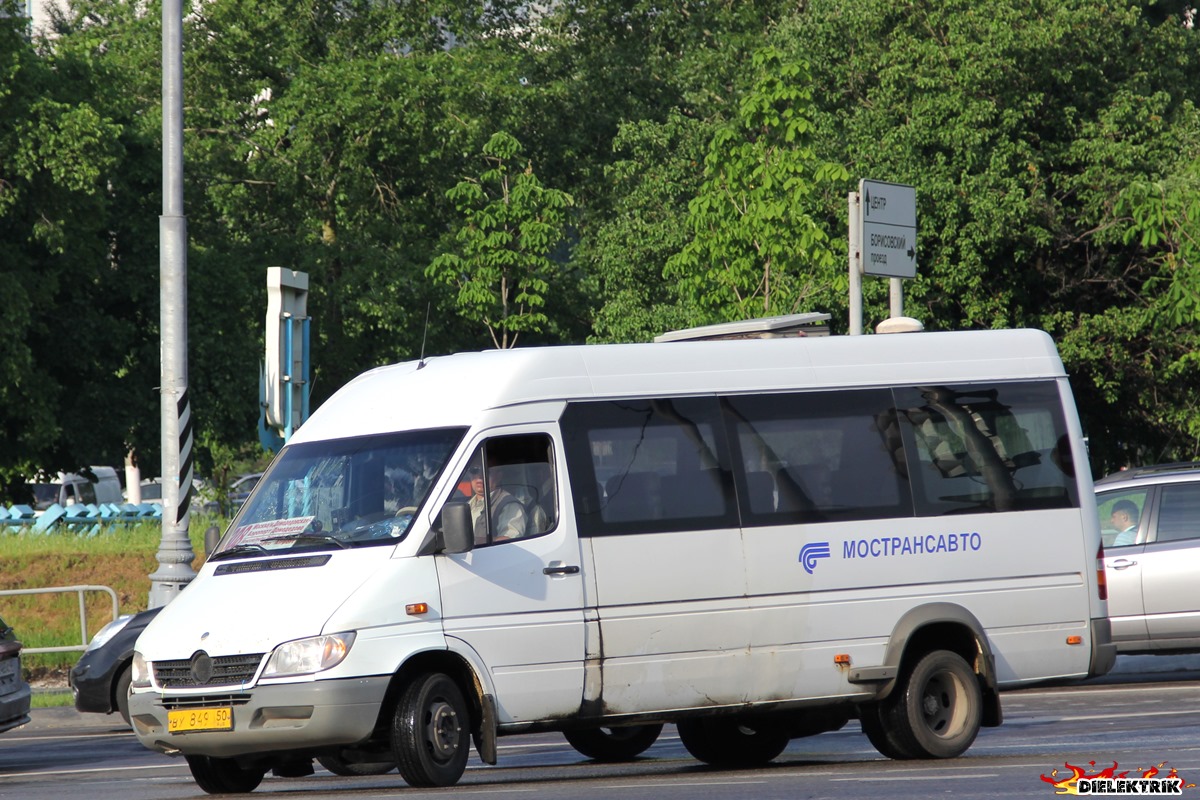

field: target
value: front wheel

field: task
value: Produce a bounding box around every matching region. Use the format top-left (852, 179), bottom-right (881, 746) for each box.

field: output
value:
top-left (391, 672), bottom-right (471, 787)
top-left (563, 724), bottom-right (664, 762)
top-left (186, 755), bottom-right (265, 794)
top-left (676, 718), bottom-right (789, 768)
top-left (114, 664), bottom-right (132, 727)
top-left (878, 650), bottom-right (982, 759)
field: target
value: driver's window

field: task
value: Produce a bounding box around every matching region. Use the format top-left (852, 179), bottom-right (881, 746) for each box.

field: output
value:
top-left (450, 433), bottom-right (556, 546)
top-left (1096, 489), bottom-right (1149, 548)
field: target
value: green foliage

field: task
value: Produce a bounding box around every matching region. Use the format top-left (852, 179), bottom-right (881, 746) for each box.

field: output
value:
top-left (666, 47), bottom-right (849, 323)
top-left (2, 0), bottom-right (1200, 488)
top-left (428, 132), bottom-right (573, 348)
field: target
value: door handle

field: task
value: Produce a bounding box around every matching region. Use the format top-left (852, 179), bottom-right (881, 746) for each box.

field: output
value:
top-left (543, 563), bottom-right (580, 576)
top-left (1109, 559), bottom-right (1137, 570)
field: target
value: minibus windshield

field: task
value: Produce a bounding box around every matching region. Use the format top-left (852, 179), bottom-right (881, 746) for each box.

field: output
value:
top-left (210, 428), bottom-right (466, 560)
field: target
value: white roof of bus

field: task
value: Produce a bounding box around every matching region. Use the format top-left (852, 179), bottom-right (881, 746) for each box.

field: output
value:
top-left (293, 329), bottom-right (1065, 443)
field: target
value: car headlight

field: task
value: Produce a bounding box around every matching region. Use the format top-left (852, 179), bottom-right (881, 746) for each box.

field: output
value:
top-left (261, 632), bottom-right (356, 678)
top-left (85, 615), bottom-right (134, 653)
top-left (131, 651), bottom-right (153, 688)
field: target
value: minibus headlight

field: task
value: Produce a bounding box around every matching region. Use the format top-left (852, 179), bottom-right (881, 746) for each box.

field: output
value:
top-left (262, 632), bottom-right (357, 678)
top-left (131, 651), bottom-right (153, 689)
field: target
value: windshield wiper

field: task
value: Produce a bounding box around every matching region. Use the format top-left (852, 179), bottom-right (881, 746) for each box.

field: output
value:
top-left (208, 543), bottom-right (268, 562)
top-left (264, 533), bottom-right (349, 550)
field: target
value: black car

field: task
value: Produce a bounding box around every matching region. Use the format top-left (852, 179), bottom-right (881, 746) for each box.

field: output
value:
top-left (0, 613), bottom-right (32, 735)
top-left (70, 607), bottom-right (161, 725)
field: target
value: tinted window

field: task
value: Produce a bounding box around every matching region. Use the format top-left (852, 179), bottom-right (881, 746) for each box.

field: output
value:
top-left (1154, 483), bottom-right (1200, 543)
top-left (724, 390), bottom-right (912, 524)
top-left (562, 397), bottom-right (736, 535)
top-left (893, 382), bottom-right (1078, 516)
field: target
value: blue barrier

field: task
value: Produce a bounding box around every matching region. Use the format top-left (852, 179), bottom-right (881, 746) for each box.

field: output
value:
top-left (1, 502), bottom-right (162, 533)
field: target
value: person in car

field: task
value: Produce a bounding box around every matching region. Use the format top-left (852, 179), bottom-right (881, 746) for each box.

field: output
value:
top-left (1110, 499), bottom-right (1140, 546)
top-left (467, 464), bottom-right (527, 542)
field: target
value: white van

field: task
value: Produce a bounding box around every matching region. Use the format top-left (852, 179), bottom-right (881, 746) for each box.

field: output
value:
top-left (25, 466), bottom-right (123, 510)
top-left (128, 328), bottom-right (1115, 793)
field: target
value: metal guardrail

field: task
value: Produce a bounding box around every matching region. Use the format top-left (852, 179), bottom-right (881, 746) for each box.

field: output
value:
top-left (0, 584), bottom-right (119, 654)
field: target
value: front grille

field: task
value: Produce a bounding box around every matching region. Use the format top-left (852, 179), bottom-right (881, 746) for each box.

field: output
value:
top-left (161, 693), bottom-right (253, 709)
top-left (154, 654), bottom-right (265, 688)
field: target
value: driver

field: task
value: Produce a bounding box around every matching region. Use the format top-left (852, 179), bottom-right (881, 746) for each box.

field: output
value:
top-left (466, 463), bottom-right (527, 542)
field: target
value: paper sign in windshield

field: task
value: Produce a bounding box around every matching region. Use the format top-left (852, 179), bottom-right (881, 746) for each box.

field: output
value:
top-left (226, 517), bottom-right (316, 549)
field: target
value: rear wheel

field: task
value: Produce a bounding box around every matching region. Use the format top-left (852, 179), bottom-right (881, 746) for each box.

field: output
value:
top-left (316, 754), bottom-right (395, 776)
top-left (186, 755), bottom-right (265, 794)
top-left (676, 718), bottom-right (789, 768)
top-left (878, 650), bottom-right (982, 759)
top-left (563, 724), bottom-right (664, 762)
top-left (391, 672), bottom-right (470, 787)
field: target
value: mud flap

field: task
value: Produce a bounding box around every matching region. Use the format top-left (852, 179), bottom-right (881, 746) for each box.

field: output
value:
top-left (472, 693), bottom-right (498, 765)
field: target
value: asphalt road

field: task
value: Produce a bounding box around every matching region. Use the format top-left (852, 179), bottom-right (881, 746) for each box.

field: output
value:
top-left (3, 654), bottom-right (1200, 800)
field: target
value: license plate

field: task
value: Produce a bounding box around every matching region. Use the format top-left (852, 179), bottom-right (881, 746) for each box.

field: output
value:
top-left (168, 707), bottom-right (233, 733)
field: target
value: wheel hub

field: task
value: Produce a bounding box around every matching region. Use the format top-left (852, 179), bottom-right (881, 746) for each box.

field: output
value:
top-left (426, 699), bottom-right (461, 760)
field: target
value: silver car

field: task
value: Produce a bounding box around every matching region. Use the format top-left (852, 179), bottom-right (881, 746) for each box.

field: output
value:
top-left (1095, 463), bottom-right (1200, 653)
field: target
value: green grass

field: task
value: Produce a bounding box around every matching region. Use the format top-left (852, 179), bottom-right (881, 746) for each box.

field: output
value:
top-left (0, 516), bottom-right (225, 675)
top-left (31, 691), bottom-right (74, 708)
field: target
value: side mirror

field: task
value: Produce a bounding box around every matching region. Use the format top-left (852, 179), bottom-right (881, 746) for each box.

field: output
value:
top-left (441, 503), bottom-right (474, 554)
top-left (204, 525), bottom-right (222, 557)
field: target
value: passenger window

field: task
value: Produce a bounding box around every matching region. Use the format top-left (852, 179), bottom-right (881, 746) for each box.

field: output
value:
top-left (724, 390), bottom-right (912, 524)
top-left (561, 397), bottom-right (736, 536)
top-left (449, 434), bottom-right (556, 546)
top-left (894, 382), bottom-right (1079, 516)
top-left (1096, 489), bottom-right (1149, 548)
top-left (1154, 484), bottom-right (1200, 543)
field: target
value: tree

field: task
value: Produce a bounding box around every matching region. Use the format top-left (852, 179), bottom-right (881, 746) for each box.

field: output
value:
top-left (0, 1), bottom-right (153, 494)
top-left (428, 132), bottom-right (573, 349)
top-left (665, 48), bottom-right (849, 324)
top-left (778, 0), bottom-right (1200, 471)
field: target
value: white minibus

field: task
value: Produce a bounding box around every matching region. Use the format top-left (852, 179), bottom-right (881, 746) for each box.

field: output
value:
top-left (129, 327), bottom-right (1115, 793)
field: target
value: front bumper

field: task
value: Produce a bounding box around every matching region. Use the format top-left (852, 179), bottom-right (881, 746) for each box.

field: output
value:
top-left (129, 675), bottom-right (391, 758)
top-left (70, 651), bottom-right (120, 715)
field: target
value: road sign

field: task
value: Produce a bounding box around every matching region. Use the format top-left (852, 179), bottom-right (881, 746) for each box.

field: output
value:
top-left (859, 179), bottom-right (917, 279)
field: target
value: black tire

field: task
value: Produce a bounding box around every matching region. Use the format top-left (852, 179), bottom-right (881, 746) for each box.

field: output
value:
top-left (186, 754), bottom-right (265, 794)
top-left (316, 754), bottom-right (395, 776)
top-left (563, 724), bottom-right (664, 762)
top-left (391, 672), bottom-right (471, 787)
top-left (879, 650), bottom-right (982, 759)
top-left (676, 717), bottom-right (790, 768)
top-left (859, 704), bottom-right (918, 760)
top-left (114, 664), bottom-right (132, 727)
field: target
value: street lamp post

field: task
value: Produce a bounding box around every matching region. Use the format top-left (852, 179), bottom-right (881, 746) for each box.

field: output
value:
top-left (149, 0), bottom-right (196, 607)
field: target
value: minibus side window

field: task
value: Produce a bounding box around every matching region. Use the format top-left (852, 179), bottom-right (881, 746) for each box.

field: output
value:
top-left (722, 389), bottom-right (912, 525)
top-left (446, 433), bottom-right (557, 546)
top-left (893, 381), bottom-right (1079, 515)
top-left (561, 397), bottom-right (737, 536)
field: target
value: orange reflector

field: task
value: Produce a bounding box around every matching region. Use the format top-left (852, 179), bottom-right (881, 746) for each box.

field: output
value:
top-left (833, 654), bottom-right (851, 665)
top-left (406, 603), bottom-right (429, 616)
top-left (1066, 635), bottom-right (1082, 645)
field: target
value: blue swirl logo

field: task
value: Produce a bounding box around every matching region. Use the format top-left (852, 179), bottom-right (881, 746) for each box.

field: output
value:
top-left (799, 542), bottom-right (831, 574)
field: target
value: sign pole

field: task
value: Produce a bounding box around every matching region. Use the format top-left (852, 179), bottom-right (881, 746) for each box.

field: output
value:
top-left (848, 191), bottom-right (863, 336)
